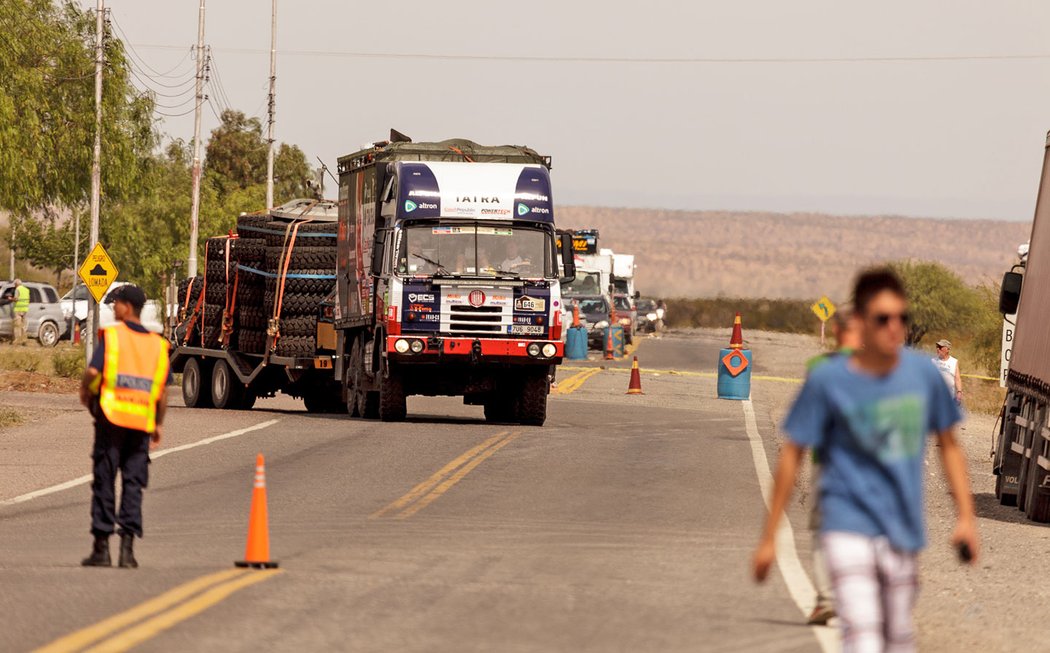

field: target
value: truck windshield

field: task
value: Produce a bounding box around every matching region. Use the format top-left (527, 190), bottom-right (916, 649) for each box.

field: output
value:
top-left (397, 225), bottom-right (552, 278)
top-left (564, 271), bottom-right (602, 297)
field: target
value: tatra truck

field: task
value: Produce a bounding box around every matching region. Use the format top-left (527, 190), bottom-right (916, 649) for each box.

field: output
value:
top-left (995, 131), bottom-right (1050, 521)
top-left (333, 136), bottom-right (576, 425)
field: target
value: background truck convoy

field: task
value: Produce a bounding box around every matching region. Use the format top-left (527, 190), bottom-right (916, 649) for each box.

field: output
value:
top-left (995, 131), bottom-right (1050, 521)
top-left (170, 136), bottom-right (576, 426)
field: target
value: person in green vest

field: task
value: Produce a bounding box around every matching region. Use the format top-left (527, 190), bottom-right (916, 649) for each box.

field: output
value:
top-left (12, 279), bottom-right (30, 346)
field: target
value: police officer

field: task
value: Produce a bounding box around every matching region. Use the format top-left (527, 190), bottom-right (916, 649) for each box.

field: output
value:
top-left (79, 284), bottom-right (170, 568)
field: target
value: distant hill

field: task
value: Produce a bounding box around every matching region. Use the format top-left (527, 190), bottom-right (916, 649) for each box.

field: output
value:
top-left (558, 207), bottom-right (1032, 301)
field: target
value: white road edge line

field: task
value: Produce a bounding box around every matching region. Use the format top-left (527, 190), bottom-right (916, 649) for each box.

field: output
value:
top-left (742, 399), bottom-right (837, 653)
top-left (0, 419), bottom-right (281, 508)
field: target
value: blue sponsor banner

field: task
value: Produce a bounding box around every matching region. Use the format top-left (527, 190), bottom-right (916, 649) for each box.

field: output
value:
top-left (402, 283), bottom-right (441, 332)
top-left (397, 163), bottom-right (441, 221)
top-left (513, 167), bottom-right (554, 224)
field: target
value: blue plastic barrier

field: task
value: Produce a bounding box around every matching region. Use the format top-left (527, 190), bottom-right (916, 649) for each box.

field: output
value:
top-left (717, 348), bottom-right (752, 400)
top-left (565, 327), bottom-right (588, 360)
top-left (604, 324), bottom-right (625, 358)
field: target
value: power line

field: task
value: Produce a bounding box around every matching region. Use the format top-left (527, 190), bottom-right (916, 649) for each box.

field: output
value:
top-left (109, 17), bottom-right (194, 79)
top-left (131, 45), bottom-right (1050, 64)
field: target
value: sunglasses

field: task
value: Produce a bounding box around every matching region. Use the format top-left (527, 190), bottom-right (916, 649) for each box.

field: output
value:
top-left (870, 312), bottom-right (910, 327)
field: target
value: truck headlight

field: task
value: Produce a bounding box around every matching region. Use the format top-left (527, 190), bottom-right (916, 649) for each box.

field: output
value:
top-left (541, 343), bottom-right (557, 358)
top-left (527, 343), bottom-right (541, 357)
top-left (394, 338), bottom-right (410, 353)
top-left (409, 339), bottom-right (424, 354)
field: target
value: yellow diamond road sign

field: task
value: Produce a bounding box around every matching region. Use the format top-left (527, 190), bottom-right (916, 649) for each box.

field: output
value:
top-left (811, 296), bottom-right (836, 323)
top-left (77, 243), bottom-right (118, 303)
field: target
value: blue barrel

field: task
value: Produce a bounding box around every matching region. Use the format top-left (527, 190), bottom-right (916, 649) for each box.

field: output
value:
top-left (717, 348), bottom-right (752, 400)
top-left (604, 324), bottom-right (625, 358)
top-left (565, 326), bottom-right (588, 360)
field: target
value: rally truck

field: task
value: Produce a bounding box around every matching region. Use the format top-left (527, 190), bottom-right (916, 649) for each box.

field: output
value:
top-left (334, 136), bottom-right (576, 425)
top-left (994, 130), bottom-right (1050, 521)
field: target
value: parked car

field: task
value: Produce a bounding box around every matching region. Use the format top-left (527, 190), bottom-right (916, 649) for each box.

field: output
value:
top-left (0, 281), bottom-right (69, 346)
top-left (565, 295), bottom-right (611, 349)
top-left (61, 281), bottom-right (166, 339)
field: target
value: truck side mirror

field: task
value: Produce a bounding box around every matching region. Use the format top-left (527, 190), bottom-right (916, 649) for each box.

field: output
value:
top-left (634, 290), bottom-right (640, 300)
top-left (1000, 270), bottom-right (1023, 315)
top-left (559, 233), bottom-right (576, 283)
top-left (370, 230), bottom-right (387, 277)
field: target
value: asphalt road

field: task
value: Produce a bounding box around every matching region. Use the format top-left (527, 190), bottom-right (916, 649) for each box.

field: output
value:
top-left (0, 334), bottom-right (826, 652)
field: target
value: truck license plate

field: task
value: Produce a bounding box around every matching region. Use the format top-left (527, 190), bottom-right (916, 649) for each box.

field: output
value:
top-left (508, 325), bottom-right (544, 335)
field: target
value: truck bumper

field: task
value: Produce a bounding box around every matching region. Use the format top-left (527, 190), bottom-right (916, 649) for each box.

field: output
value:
top-left (386, 335), bottom-right (563, 364)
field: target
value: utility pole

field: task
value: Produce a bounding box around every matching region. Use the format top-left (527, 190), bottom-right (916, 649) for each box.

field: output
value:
top-left (265, 0), bottom-right (277, 209)
top-left (71, 211), bottom-right (80, 343)
top-left (187, 0), bottom-right (206, 278)
top-left (86, 0), bottom-right (105, 360)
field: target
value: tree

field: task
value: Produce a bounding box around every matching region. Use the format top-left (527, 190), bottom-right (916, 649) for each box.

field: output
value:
top-left (204, 110), bottom-right (315, 203)
top-left (1, 0), bottom-right (154, 270)
top-left (889, 260), bottom-right (982, 346)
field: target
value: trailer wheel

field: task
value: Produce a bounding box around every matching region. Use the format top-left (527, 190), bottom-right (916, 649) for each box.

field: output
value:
top-left (517, 370), bottom-right (549, 426)
top-left (379, 364), bottom-right (407, 422)
top-left (182, 357), bottom-right (214, 408)
top-left (240, 392), bottom-right (258, 410)
top-left (211, 359), bottom-right (246, 409)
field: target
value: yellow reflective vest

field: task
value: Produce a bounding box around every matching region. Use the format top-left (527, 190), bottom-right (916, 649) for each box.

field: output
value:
top-left (14, 285), bottom-right (29, 313)
top-left (98, 323), bottom-right (170, 432)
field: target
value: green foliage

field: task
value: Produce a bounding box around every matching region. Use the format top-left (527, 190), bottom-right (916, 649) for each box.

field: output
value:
top-left (0, 407), bottom-right (23, 429)
top-left (1, 0), bottom-right (154, 270)
top-left (665, 298), bottom-right (816, 333)
top-left (52, 347), bottom-right (86, 379)
top-left (889, 260), bottom-right (982, 346)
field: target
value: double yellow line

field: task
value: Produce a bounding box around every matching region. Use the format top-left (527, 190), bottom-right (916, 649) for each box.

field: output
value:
top-left (371, 430), bottom-right (521, 519)
top-left (554, 368), bottom-right (601, 395)
top-left (35, 568), bottom-right (281, 653)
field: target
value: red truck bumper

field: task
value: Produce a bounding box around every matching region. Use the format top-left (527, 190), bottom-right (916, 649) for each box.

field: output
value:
top-left (386, 335), bottom-right (563, 363)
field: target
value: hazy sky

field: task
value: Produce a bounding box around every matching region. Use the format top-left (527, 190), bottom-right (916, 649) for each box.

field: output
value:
top-left (98, 1), bottom-right (1050, 221)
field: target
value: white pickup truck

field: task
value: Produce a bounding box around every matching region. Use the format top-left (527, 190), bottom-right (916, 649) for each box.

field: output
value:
top-left (61, 281), bottom-right (166, 337)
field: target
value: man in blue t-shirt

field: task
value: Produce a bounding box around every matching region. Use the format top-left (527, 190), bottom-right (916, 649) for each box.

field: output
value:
top-left (752, 268), bottom-right (979, 652)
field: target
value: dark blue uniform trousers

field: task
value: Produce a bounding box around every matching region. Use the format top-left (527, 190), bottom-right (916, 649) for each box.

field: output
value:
top-left (90, 411), bottom-right (150, 538)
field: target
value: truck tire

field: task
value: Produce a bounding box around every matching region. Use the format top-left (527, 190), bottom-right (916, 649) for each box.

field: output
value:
top-left (344, 345), bottom-right (361, 418)
top-left (279, 315), bottom-right (317, 338)
top-left (239, 329), bottom-right (267, 354)
top-left (205, 259), bottom-right (235, 281)
top-left (233, 238), bottom-right (265, 264)
top-left (203, 305), bottom-right (223, 326)
top-left (379, 364), bottom-right (407, 422)
top-left (211, 359), bottom-right (246, 409)
top-left (263, 291), bottom-right (326, 316)
top-left (275, 336), bottom-right (315, 358)
top-left (237, 213), bottom-right (272, 232)
top-left (177, 276), bottom-right (203, 308)
top-left (238, 283), bottom-right (264, 307)
top-left (182, 357), bottom-right (214, 408)
top-left (201, 326), bottom-right (222, 349)
top-left (206, 283), bottom-right (229, 305)
top-left (517, 370), bottom-right (549, 426)
top-left (264, 274), bottom-right (335, 296)
top-left (265, 246), bottom-right (336, 270)
top-left (239, 306), bottom-right (268, 330)
top-left (484, 396), bottom-right (517, 423)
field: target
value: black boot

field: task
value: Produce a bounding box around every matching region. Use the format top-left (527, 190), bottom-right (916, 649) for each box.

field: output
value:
top-left (81, 534), bottom-right (111, 567)
top-left (118, 533), bottom-right (138, 569)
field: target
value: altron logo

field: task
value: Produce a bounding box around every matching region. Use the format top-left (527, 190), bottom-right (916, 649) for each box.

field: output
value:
top-left (404, 200), bottom-right (417, 213)
top-left (517, 203), bottom-right (530, 216)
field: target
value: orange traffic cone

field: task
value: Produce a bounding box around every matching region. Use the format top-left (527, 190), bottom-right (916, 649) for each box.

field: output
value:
top-left (572, 302), bottom-right (581, 328)
top-left (604, 328), bottom-right (615, 360)
top-left (729, 312), bottom-right (744, 350)
top-left (626, 356), bottom-right (644, 395)
top-left (235, 453), bottom-right (279, 569)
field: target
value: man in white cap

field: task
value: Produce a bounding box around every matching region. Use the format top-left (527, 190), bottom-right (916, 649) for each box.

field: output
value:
top-left (932, 339), bottom-right (963, 405)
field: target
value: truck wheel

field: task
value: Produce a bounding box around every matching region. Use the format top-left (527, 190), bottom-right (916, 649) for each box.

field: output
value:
top-left (240, 392), bottom-right (258, 410)
top-left (211, 359), bottom-right (245, 409)
top-left (304, 393), bottom-right (328, 413)
top-left (344, 339), bottom-right (363, 417)
top-left (517, 371), bottom-right (549, 426)
top-left (379, 364), bottom-right (407, 422)
top-left (484, 396), bottom-right (517, 423)
top-left (1023, 450), bottom-right (1050, 522)
top-left (182, 357), bottom-right (214, 408)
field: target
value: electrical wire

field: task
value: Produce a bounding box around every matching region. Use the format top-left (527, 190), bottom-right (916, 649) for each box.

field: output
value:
top-left (206, 52), bottom-right (236, 113)
top-left (132, 44), bottom-right (1050, 64)
top-left (109, 17), bottom-right (193, 79)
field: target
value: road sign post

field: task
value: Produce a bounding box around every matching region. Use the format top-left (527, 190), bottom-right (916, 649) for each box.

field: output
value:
top-left (77, 242), bottom-right (119, 358)
top-left (810, 295), bottom-right (837, 347)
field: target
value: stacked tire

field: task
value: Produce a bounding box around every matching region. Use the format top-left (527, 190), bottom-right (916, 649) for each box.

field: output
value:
top-left (234, 214), bottom-right (270, 353)
top-left (199, 236), bottom-right (238, 349)
top-left (260, 220), bottom-right (337, 358)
